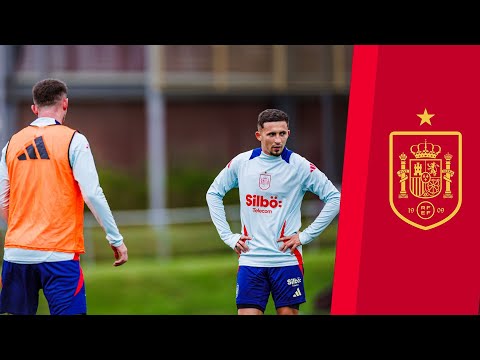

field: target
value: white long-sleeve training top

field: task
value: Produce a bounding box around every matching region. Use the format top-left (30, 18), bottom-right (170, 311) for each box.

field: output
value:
top-left (206, 147), bottom-right (341, 267)
top-left (0, 117), bottom-right (124, 264)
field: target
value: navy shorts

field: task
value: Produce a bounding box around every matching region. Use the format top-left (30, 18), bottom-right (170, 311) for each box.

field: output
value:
top-left (0, 259), bottom-right (86, 315)
top-left (236, 264), bottom-right (305, 313)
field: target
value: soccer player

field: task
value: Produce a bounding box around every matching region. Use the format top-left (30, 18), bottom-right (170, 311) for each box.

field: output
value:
top-left (0, 78), bottom-right (128, 315)
top-left (206, 108), bottom-right (341, 315)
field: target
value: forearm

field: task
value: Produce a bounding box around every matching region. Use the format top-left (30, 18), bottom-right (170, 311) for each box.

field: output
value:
top-left (0, 144), bottom-right (9, 223)
top-left (71, 133), bottom-right (123, 246)
top-left (0, 184), bottom-right (9, 223)
top-left (206, 192), bottom-right (240, 249)
top-left (299, 194), bottom-right (340, 245)
top-left (83, 187), bottom-right (123, 246)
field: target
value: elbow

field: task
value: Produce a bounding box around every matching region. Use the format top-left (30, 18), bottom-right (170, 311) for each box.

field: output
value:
top-left (206, 190), bottom-right (219, 203)
top-left (325, 192), bottom-right (341, 214)
top-left (326, 191), bottom-right (341, 204)
top-left (82, 185), bottom-right (105, 204)
top-left (83, 191), bottom-right (99, 206)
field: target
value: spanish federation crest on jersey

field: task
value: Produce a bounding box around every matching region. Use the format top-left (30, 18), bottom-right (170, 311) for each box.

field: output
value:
top-left (389, 131), bottom-right (462, 230)
top-left (259, 172), bottom-right (271, 190)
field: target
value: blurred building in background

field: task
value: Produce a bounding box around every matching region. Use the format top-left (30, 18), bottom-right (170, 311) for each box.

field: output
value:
top-left (0, 45), bottom-right (352, 210)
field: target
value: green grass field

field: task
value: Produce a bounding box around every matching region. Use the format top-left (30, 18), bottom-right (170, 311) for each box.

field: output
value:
top-left (35, 247), bottom-right (335, 315)
top-left (1, 220), bottom-right (337, 315)
top-left (80, 219), bottom-right (338, 261)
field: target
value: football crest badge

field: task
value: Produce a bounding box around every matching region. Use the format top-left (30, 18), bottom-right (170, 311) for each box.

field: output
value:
top-left (389, 109), bottom-right (462, 230)
top-left (259, 172), bottom-right (271, 190)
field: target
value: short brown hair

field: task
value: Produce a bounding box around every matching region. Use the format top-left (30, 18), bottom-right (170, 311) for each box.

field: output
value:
top-left (32, 78), bottom-right (68, 107)
top-left (257, 108), bottom-right (289, 129)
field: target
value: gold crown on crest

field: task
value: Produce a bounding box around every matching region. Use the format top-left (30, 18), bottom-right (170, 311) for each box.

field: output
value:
top-left (410, 140), bottom-right (441, 159)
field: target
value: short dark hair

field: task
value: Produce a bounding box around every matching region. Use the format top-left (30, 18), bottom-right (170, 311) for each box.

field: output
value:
top-left (32, 78), bottom-right (68, 107)
top-left (257, 108), bottom-right (289, 129)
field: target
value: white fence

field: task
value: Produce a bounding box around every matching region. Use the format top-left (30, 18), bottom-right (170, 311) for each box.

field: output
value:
top-left (84, 199), bottom-right (326, 228)
top-left (0, 197), bottom-right (335, 262)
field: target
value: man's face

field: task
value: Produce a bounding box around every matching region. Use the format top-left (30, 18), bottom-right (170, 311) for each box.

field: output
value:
top-left (255, 121), bottom-right (290, 156)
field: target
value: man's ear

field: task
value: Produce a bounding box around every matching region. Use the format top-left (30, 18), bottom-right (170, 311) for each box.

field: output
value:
top-left (63, 98), bottom-right (68, 111)
top-left (31, 104), bottom-right (38, 115)
top-left (255, 131), bottom-right (261, 141)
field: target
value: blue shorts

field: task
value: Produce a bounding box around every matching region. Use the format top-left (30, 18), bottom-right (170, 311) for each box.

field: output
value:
top-left (236, 265), bottom-right (306, 313)
top-left (0, 259), bottom-right (87, 315)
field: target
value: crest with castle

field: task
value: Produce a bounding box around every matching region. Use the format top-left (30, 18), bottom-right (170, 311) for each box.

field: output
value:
top-left (389, 108), bottom-right (462, 230)
top-left (397, 138), bottom-right (454, 200)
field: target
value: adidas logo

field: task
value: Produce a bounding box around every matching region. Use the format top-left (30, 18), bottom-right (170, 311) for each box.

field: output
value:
top-left (293, 288), bottom-right (302, 297)
top-left (18, 136), bottom-right (50, 160)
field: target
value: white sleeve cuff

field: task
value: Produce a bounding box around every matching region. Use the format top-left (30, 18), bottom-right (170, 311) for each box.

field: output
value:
top-left (225, 234), bottom-right (242, 249)
top-left (299, 231), bottom-right (312, 245)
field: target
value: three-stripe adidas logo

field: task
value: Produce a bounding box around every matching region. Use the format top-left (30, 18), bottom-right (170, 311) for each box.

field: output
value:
top-left (293, 288), bottom-right (302, 298)
top-left (18, 136), bottom-right (50, 160)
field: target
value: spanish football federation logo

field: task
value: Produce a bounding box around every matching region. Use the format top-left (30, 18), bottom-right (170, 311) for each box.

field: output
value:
top-left (389, 109), bottom-right (462, 230)
top-left (259, 172), bottom-right (271, 190)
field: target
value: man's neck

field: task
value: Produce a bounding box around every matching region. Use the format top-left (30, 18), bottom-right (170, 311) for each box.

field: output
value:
top-left (37, 112), bottom-right (63, 124)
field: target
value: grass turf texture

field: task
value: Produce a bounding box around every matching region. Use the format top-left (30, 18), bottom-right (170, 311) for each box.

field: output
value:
top-left (34, 246), bottom-right (335, 315)
top-left (0, 220), bottom-right (337, 315)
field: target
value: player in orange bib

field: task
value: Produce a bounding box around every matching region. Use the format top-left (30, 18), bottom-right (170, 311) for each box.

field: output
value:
top-left (0, 78), bottom-right (128, 315)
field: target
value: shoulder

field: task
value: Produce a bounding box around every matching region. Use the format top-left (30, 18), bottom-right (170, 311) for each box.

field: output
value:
top-left (227, 148), bottom-right (259, 167)
top-left (72, 131), bottom-right (88, 142)
top-left (47, 124), bottom-right (80, 143)
top-left (290, 152), bottom-right (320, 173)
top-left (11, 126), bottom-right (30, 138)
top-left (70, 131), bottom-right (90, 151)
top-left (288, 151), bottom-right (307, 166)
top-left (55, 124), bottom-right (77, 134)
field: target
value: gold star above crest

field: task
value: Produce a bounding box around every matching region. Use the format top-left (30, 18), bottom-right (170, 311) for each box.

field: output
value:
top-left (417, 108), bottom-right (435, 126)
